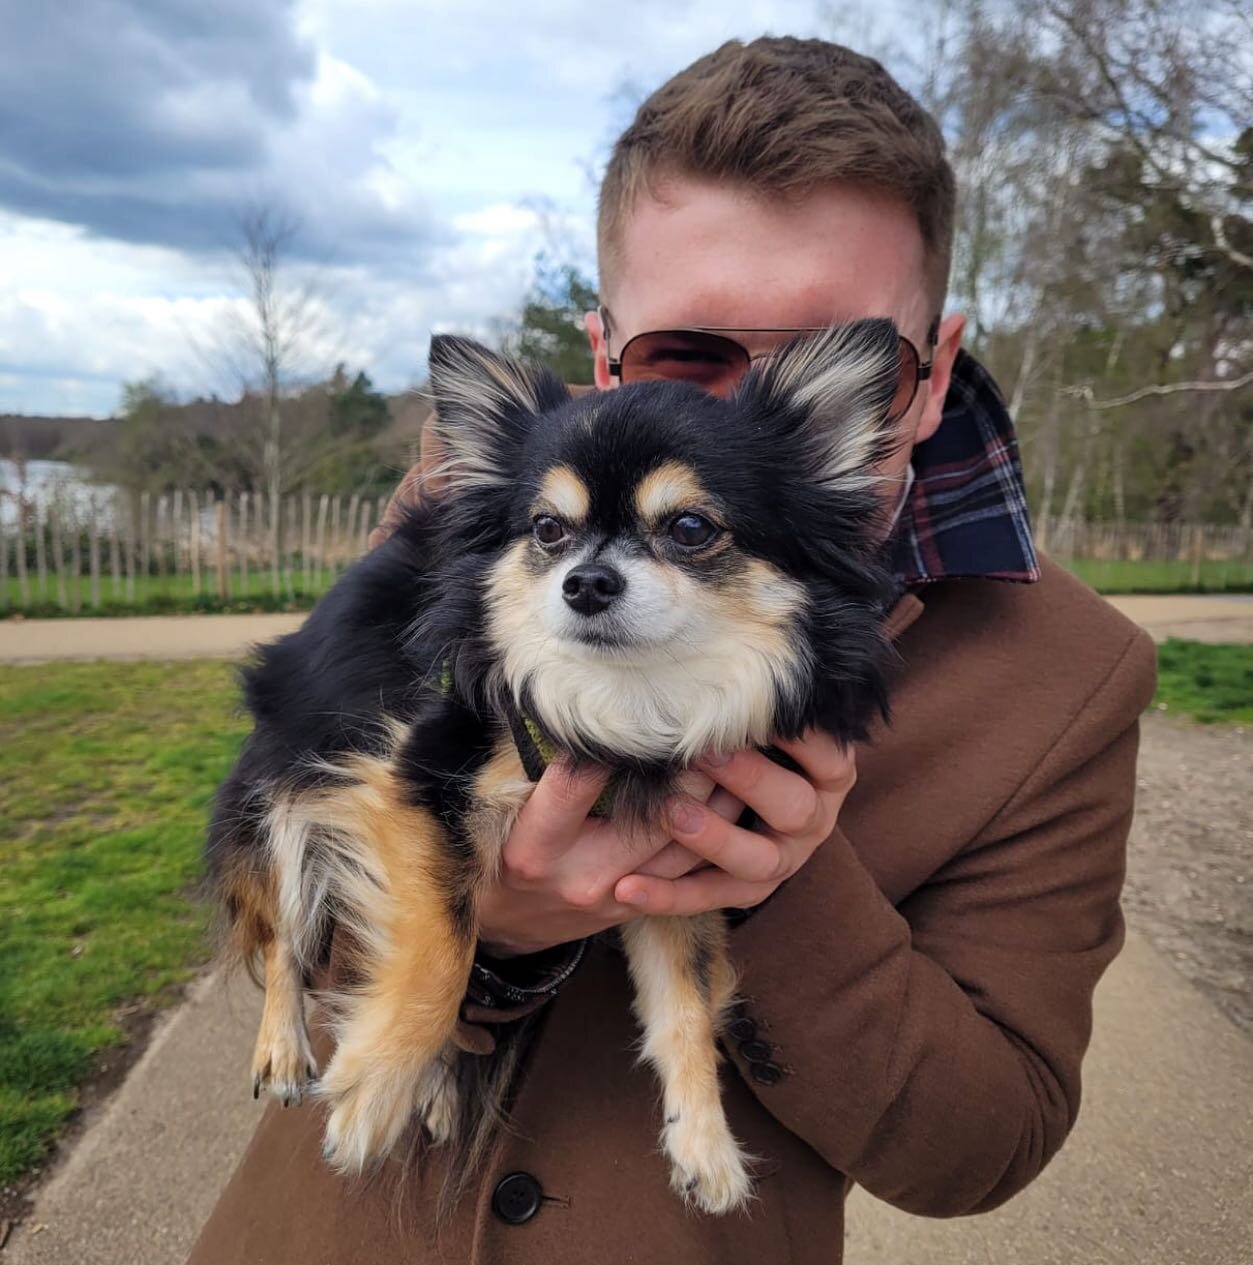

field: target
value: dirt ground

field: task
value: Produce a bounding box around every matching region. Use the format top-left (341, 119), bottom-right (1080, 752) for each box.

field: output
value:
top-left (1127, 712), bottom-right (1251, 1032)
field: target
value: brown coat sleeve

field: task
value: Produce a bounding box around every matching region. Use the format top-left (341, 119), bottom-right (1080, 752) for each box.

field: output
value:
top-left (725, 628), bottom-right (1157, 1217)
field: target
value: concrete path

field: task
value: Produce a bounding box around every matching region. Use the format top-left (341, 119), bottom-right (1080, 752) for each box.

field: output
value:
top-left (0, 595), bottom-right (1250, 667)
top-left (6, 925), bottom-right (1248, 1265)
top-left (0, 613), bottom-right (304, 665)
top-left (5, 971), bottom-right (262, 1265)
top-left (1112, 594), bottom-right (1253, 644)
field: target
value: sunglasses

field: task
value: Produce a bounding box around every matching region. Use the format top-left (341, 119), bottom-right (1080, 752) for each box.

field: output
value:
top-left (601, 307), bottom-right (938, 423)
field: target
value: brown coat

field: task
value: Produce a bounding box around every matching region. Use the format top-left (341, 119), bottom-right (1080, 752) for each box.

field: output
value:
top-left (186, 556), bottom-right (1156, 1265)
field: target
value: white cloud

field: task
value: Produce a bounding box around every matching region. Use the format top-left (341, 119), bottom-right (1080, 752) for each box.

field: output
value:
top-left (1, 0), bottom-right (923, 414)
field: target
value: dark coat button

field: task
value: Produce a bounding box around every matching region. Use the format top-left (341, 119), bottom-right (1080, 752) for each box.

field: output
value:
top-left (739, 1039), bottom-right (772, 1062)
top-left (492, 1172), bottom-right (543, 1225)
top-left (750, 1061), bottom-right (784, 1086)
top-left (727, 1016), bottom-right (757, 1041)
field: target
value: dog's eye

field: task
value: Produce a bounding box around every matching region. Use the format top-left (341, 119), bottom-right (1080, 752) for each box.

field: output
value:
top-left (669, 513), bottom-right (717, 548)
top-left (533, 515), bottom-right (566, 546)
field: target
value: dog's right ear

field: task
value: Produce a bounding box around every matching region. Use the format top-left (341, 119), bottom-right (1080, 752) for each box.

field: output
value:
top-left (425, 335), bottom-right (569, 494)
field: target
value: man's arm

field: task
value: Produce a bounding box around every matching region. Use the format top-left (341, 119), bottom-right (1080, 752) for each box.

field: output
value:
top-left (718, 628), bottom-right (1156, 1215)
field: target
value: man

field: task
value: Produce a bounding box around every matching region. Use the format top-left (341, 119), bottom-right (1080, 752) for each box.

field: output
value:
top-left (188, 36), bottom-right (1155, 1265)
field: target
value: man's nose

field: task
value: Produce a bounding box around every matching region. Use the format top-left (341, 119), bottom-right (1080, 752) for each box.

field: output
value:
top-left (562, 563), bottom-right (625, 616)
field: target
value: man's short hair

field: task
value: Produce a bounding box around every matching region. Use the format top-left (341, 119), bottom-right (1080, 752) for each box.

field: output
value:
top-left (598, 36), bottom-right (956, 315)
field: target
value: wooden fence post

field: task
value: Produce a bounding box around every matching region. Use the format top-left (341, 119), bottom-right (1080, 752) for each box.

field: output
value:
top-left (330, 497), bottom-right (341, 571)
top-left (51, 504), bottom-right (68, 609)
top-left (238, 492), bottom-right (249, 599)
top-left (139, 491), bottom-right (152, 596)
top-left (269, 489), bottom-right (280, 597)
top-left (189, 489), bottom-right (202, 596)
top-left (70, 509), bottom-right (82, 613)
top-left (285, 494), bottom-right (297, 598)
top-left (35, 501), bottom-right (48, 599)
top-left (346, 495), bottom-right (360, 568)
top-left (302, 491), bottom-right (312, 594)
top-left (0, 509), bottom-right (9, 612)
top-left (89, 498), bottom-right (101, 608)
top-left (1189, 522), bottom-right (1204, 587)
top-left (315, 493), bottom-right (329, 594)
top-left (108, 498), bottom-right (122, 600)
top-left (15, 498), bottom-right (30, 608)
top-left (215, 498), bottom-right (228, 600)
top-left (172, 489), bottom-right (184, 580)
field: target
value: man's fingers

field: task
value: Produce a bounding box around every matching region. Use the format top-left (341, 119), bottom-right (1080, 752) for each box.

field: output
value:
top-left (662, 798), bottom-right (787, 883)
top-left (614, 868), bottom-right (772, 917)
top-left (505, 760), bottom-right (611, 873)
top-left (771, 730), bottom-right (857, 796)
top-left (695, 749), bottom-right (824, 840)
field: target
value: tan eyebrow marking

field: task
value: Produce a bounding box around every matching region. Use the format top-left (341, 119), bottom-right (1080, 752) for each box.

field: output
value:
top-left (534, 464), bottom-right (590, 522)
top-left (634, 461), bottom-right (711, 523)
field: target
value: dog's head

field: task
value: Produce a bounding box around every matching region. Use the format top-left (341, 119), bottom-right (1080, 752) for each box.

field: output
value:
top-left (420, 322), bottom-right (904, 767)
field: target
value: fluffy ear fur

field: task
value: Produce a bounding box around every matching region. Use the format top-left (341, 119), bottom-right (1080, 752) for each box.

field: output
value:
top-left (739, 318), bottom-right (904, 493)
top-left (425, 335), bottom-right (569, 494)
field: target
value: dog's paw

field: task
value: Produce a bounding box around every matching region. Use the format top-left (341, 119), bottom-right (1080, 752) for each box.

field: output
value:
top-left (251, 1022), bottom-right (317, 1107)
top-left (317, 1044), bottom-right (422, 1173)
top-left (415, 1057), bottom-right (460, 1146)
top-left (664, 1110), bottom-right (754, 1215)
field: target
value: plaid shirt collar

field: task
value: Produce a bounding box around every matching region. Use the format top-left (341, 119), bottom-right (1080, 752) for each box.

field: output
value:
top-left (890, 348), bottom-right (1040, 587)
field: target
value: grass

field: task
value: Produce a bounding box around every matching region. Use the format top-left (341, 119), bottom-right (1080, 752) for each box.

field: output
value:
top-left (0, 660), bottom-right (247, 1183)
top-left (2, 557), bottom-right (1251, 618)
top-left (1064, 557), bottom-right (1253, 594)
top-left (1152, 639), bottom-right (1253, 725)
top-left (2, 569), bottom-right (339, 619)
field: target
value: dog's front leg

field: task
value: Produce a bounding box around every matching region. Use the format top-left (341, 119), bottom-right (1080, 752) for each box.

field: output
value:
top-left (252, 935), bottom-right (317, 1105)
top-left (317, 773), bottom-right (477, 1173)
top-left (621, 913), bottom-right (753, 1214)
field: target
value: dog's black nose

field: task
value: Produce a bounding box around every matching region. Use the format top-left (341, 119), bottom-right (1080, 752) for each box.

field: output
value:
top-left (562, 563), bottom-right (624, 616)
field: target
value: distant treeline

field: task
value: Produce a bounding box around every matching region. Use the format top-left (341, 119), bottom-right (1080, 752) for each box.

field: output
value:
top-left (0, 414), bottom-right (113, 461)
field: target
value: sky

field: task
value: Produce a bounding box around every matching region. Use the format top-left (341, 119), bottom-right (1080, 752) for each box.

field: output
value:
top-left (0, 0), bottom-right (912, 417)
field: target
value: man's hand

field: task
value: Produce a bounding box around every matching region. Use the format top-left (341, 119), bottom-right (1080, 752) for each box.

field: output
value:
top-left (477, 763), bottom-right (737, 956)
top-left (478, 731), bottom-right (856, 956)
top-left (614, 731), bottom-right (856, 915)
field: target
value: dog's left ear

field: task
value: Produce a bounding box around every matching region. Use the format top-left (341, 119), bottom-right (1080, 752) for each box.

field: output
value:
top-left (425, 335), bottom-right (569, 494)
top-left (739, 318), bottom-right (903, 492)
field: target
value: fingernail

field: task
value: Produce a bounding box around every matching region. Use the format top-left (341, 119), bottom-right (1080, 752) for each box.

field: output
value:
top-left (668, 797), bottom-right (702, 834)
top-left (701, 751), bottom-right (731, 768)
top-left (621, 888), bottom-right (648, 908)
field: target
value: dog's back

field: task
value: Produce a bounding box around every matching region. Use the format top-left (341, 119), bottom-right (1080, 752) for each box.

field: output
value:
top-left (205, 509), bottom-right (439, 971)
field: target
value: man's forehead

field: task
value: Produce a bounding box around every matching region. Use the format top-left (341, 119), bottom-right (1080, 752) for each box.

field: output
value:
top-left (607, 178), bottom-right (929, 337)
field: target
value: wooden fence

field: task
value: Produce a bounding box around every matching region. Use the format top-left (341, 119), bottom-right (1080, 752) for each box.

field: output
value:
top-left (1, 491), bottom-right (1250, 612)
top-left (0, 488), bottom-right (389, 611)
top-left (1035, 517), bottom-right (1253, 583)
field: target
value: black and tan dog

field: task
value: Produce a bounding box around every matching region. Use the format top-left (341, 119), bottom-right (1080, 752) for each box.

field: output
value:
top-left (206, 321), bottom-right (902, 1213)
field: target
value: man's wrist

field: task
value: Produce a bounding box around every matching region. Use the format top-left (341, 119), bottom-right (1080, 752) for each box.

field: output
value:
top-left (467, 938), bottom-right (588, 1008)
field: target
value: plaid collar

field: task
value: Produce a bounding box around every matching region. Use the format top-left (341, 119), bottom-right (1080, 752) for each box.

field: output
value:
top-left (890, 348), bottom-right (1040, 587)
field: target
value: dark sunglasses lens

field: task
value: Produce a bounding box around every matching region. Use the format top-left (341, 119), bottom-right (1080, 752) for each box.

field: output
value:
top-left (888, 337), bottom-right (920, 421)
top-left (619, 330), bottom-right (750, 396)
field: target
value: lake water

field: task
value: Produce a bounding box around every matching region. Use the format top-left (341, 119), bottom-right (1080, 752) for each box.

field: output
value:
top-left (0, 459), bottom-right (117, 525)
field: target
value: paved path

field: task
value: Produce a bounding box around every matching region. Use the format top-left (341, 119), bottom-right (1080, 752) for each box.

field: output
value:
top-left (0, 613), bottom-right (304, 664)
top-left (0, 595), bottom-right (1250, 667)
top-left (7, 924), bottom-right (1248, 1265)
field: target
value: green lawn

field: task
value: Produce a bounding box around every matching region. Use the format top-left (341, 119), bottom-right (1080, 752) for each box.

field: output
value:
top-left (0, 661), bottom-right (247, 1183)
top-left (3, 556), bottom-right (1252, 618)
top-left (1152, 639), bottom-right (1253, 725)
top-left (0, 640), bottom-right (1248, 1185)
top-left (2, 569), bottom-right (339, 619)
top-left (1065, 557), bottom-right (1253, 594)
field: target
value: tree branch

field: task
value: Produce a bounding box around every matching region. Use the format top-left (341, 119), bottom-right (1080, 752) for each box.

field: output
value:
top-left (1065, 369), bottom-right (1253, 410)
top-left (1211, 215), bottom-right (1253, 272)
